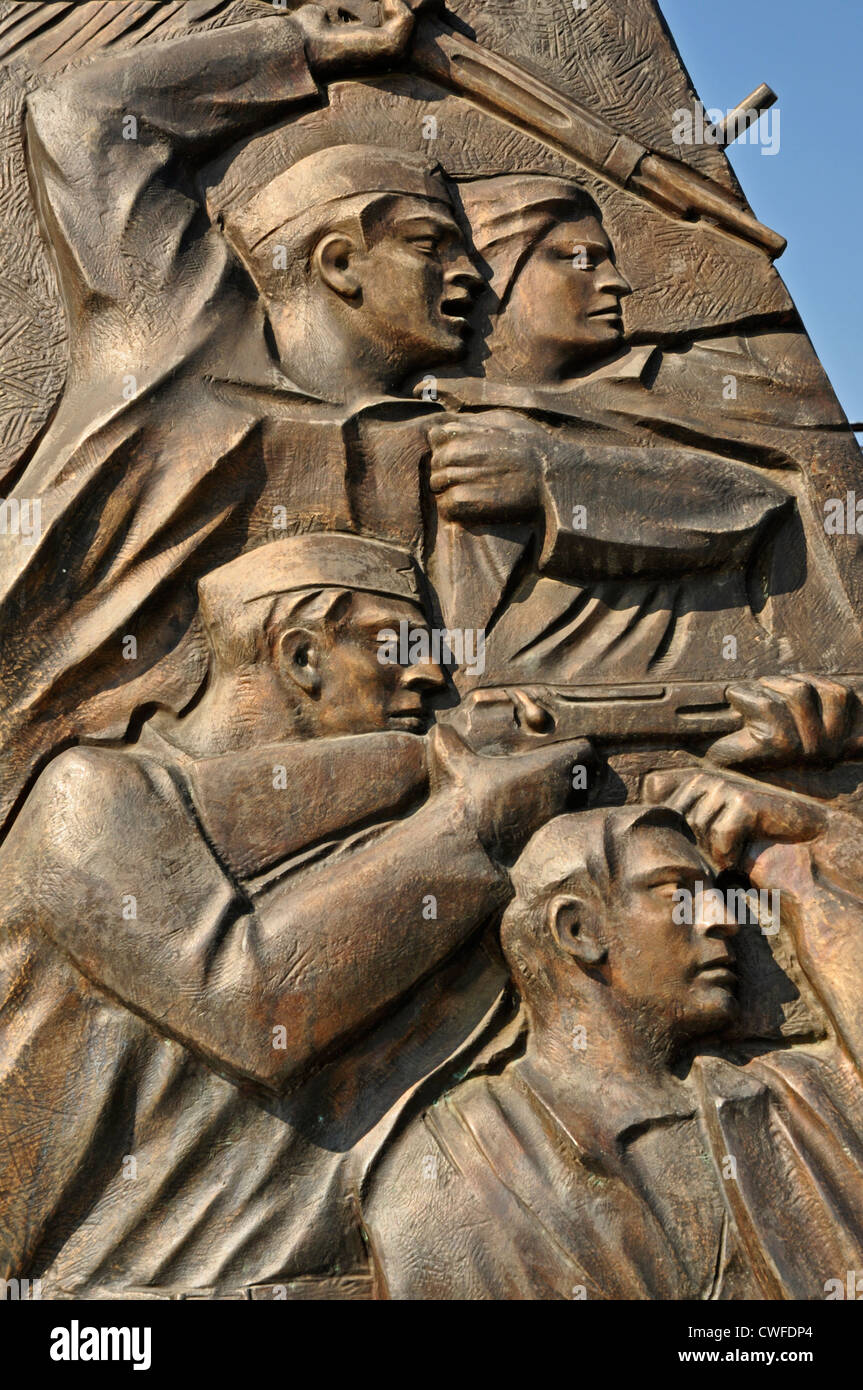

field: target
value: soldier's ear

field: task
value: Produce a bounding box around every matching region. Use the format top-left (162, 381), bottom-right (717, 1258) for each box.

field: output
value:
top-left (278, 627), bottom-right (322, 697)
top-left (313, 232), bottom-right (362, 299)
top-left (548, 894), bottom-right (607, 969)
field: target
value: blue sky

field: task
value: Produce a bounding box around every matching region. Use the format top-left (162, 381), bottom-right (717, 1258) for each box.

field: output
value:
top-left (658, 0), bottom-right (862, 431)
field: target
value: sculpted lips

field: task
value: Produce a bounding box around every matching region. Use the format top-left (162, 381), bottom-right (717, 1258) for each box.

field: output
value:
top-left (587, 299), bottom-right (623, 321)
top-left (440, 292), bottom-right (474, 328)
top-left (694, 955), bottom-right (737, 989)
top-left (388, 703), bottom-right (426, 732)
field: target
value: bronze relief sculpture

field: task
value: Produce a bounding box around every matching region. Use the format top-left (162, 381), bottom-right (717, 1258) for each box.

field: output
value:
top-left (1, 0), bottom-right (861, 1305)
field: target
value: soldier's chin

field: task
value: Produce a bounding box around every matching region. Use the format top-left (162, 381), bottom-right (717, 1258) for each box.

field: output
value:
top-left (434, 317), bottom-right (472, 357)
top-left (690, 983), bottom-right (739, 1034)
top-left (587, 315), bottom-right (623, 346)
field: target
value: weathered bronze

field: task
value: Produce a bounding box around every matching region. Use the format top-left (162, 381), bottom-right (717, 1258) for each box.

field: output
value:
top-left (0, 0), bottom-right (861, 1303)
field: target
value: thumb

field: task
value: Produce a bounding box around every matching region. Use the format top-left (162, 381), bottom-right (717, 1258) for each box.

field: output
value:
top-left (428, 722), bottom-right (471, 783)
top-left (518, 736), bottom-right (594, 780)
top-left (643, 769), bottom-right (692, 803)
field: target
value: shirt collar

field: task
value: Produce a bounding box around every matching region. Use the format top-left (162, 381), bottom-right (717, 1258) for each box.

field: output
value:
top-left (433, 343), bottom-right (659, 413)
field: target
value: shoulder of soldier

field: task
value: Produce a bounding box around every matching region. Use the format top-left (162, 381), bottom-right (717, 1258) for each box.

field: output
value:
top-left (7, 745), bottom-right (185, 874)
top-left (366, 1078), bottom-right (514, 1299)
top-left (35, 742), bottom-right (173, 805)
top-left (372, 1075), bottom-right (500, 1198)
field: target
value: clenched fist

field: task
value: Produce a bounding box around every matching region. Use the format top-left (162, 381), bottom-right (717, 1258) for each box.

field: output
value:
top-left (707, 675), bottom-right (863, 769)
top-left (427, 410), bottom-right (548, 523)
top-left (292, 0), bottom-right (414, 76)
top-left (427, 723), bottom-right (593, 861)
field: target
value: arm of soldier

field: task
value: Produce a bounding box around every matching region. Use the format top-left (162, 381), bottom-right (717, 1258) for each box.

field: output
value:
top-left (428, 412), bottom-right (789, 575)
top-left (749, 813), bottom-right (863, 1076)
top-left (23, 3), bottom-right (411, 326)
top-left (243, 726), bottom-right (588, 1083)
top-left (185, 731), bottom-right (429, 879)
top-left (9, 742), bottom-right (507, 1095)
top-left (537, 441), bottom-right (791, 580)
top-left (24, 17), bottom-right (313, 325)
top-left (646, 768), bottom-right (863, 1074)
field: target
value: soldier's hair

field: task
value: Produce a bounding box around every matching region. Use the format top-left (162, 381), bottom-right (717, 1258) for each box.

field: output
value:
top-left (242, 193), bottom-right (407, 300)
top-left (500, 806), bottom-right (690, 1000)
top-left (199, 584), bottom-right (356, 674)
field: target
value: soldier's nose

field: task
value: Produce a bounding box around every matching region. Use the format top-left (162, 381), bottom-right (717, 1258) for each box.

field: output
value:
top-left (604, 264), bottom-right (633, 297)
top-left (403, 660), bottom-right (447, 693)
top-left (446, 255), bottom-right (484, 298)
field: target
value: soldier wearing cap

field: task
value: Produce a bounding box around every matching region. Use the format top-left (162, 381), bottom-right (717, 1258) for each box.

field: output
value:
top-left (0, 533), bottom-right (587, 1298)
top-left (0, 1), bottom-right (481, 835)
top-left (423, 173), bottom-right (863, 683)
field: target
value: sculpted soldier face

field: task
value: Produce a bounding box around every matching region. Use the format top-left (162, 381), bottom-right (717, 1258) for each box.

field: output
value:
top-left (504, 211), bottom-right (632, 374)
top-left (186, 539), bottom-right (446, 752)
top-left (459, 175), bottom-right (633, 385)
top-left (227, 148), bottom-right (483, 400)
top-left (503, 809), bottom-right (740, 1057)
top-left (600, 824), bottom-right (740, 1039)
top-left (278, 590), bottom-right (447, 737)
top-left (309, 194), bottom-right (481, 373)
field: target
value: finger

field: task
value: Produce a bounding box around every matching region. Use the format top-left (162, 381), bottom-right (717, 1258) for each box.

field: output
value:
top-left (662, 776), bottom-right (725, 821)
top-left (703, 804), bottom-right (749, 871)
top-left (429, 426), bottom-right (502, 451)
top-left (376, 0), bottom-right (413, 44)
top-left (429, 439), bottom-right (501, 466)
top-left (718, 681), bottom-right (799, 759)
top-left (682, 781), bottom-right (735, 836)
top-left (460, 408), bottom-right (529, 429)
top-left (429, 467), bottom-right (502, 492)
top-left (643, 769), bottom-right (698, 803)
top-left (427, 722), bottom-right (469, 781)
top-left (806, 676), bottom-right (856, 748)
top-left (758, 676), bottom-right (822, 757)
top-left (435, 492), bottom-right (499, 520)
top-left (427, 423), bottom-right (480, 448)
top-left (707, 727), bottom-right (773, 767)
top-left (724, 681), bottom-right (783, 726)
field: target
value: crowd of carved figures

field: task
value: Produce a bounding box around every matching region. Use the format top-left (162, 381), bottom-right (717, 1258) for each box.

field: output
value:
top-left (1, 0), bottom-right (862, 1301)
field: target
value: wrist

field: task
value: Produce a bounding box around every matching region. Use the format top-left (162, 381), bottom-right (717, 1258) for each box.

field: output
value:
top-left (744, 838), bottom-right (815, 898)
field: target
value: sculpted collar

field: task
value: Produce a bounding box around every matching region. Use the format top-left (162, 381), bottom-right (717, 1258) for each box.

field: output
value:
top-left (431, 343), bottom-right (659, 413)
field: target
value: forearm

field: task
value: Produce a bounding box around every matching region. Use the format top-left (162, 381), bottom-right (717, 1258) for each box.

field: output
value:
top-left (538, 443), bottom-right (789, 580)
top-left (749, 818), bottom-right (863, 1070)
top-left (29, 16), bottom-right (316, 156)
top-left (186, 732), bottom-right (429, 879)
top-left (248, 792), bottom-right (510, 1078)
top-left (25, 16), bottom-right (317, 311)
top-left (30, 757), bottom-right (504, 1091)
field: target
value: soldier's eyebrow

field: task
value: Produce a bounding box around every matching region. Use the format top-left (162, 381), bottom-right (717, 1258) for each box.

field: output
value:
top-left (634, 861), bottom-right (702, 888)
top-left (364, 618), bottom-right (425, 636)
top-left (560, 237), bottom-right (608, 255)
top-left (396, 214), bottom-right (460, 236)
